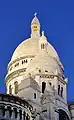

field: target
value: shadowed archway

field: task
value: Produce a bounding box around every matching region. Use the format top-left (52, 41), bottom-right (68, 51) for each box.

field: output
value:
top-left (59, 109), bottom-right (69, 120)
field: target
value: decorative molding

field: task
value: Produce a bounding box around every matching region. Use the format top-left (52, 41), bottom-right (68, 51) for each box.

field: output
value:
top-left (6, 70), bottom-right (66, 87)
top-left (5, 68), bottom-right (27, 85)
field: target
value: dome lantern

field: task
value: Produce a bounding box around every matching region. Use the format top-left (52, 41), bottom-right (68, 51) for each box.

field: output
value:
top-left (31, 13), bottom-right (40, 37)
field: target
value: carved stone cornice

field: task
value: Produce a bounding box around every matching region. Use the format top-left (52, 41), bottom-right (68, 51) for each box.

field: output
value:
top-left (5, 71), bottom-right (66, 86)
top-left (36, 73), bottom-right (66, 85)
top-left (5, 68), bottom-right (27, 85)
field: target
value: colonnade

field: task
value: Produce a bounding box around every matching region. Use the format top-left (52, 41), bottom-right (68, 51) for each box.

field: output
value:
top-left (0, 106), bottom-right (30, 120)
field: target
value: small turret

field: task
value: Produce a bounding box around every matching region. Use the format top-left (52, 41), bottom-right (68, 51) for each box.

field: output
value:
top-left (39, 31), bottom-right (48, 50)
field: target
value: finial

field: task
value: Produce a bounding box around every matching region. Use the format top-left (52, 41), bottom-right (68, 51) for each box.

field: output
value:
top-left (42, 31), bottom-right (44, 36)
top-left (34, 13), bottom-right (37, 17)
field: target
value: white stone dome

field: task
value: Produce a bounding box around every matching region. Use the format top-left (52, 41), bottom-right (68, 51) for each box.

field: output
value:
top-left (10, 15), bottom-right (59, 62)
top-left (11, 37), bottom-right (39, 61)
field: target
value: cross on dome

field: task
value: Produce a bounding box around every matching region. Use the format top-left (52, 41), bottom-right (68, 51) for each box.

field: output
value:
top-left (34, 13), bottom-right (37, 17)
top-left (31, 13), bottom-right (40, 25)
top-left (42, 31), bottom-right (44, 36)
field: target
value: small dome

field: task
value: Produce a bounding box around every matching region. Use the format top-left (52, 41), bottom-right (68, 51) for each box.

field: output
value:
top-left (40, 31), bottom-right (47, 41)
top-left (39, 31), bottom-right (47, 44)
top-left (31, 13), bottom-right (40, 26)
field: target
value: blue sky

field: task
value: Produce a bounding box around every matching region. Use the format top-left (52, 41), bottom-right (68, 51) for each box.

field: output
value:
top-left (0, 0), bottom-right (74, 102)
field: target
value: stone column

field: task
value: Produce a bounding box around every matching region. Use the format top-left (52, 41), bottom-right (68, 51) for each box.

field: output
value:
top-left (22, 110), bottom-right (25, 120)
top-left (55, 109), bottom-right (59, 120)
top-left (4, 106), bottom-right (10, 118)
top-left (11, 108), bottom-right (16, 119)
top-left (0, 107), bottom-right (3, 118)
top-left (17, 109), bottom-right (20, 120)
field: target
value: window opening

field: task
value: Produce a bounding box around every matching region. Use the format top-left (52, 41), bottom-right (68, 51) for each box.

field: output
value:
top-left (39, 69), bottom-right (41, 72)
top-left (41, 44), bottom-right (45, 49)
top-left (45, 70), bottom-right (48, 72)
top-left (34, 26), bottom-right (37, 28)
top-left (19, 110), bottom-right (22, 120)
top-left (22, 61), bottom-right (23, 64)
top-left (10, 67), bottom-right (13, 71)
top-left (58, 85), bottom-right (60, 95)
top-left (14, 81), bottom-right (18, 94)
top-left (14, 108), bottom-right (17, 118)
top-left (34, 93), bottom-right (36, 99)
top-left (49, 82), bottom-right (52, 86)
top-left (43, 44), bottom-right (44, 49)
top-left (15, 63), bottom-right (19, 67)
top-left (42, 82), bottom-right (46, 93)
top-left (9, 85), bottom-right (12, 94)
top-left (26, 59), bottom-right (27, 63)
top-left (61, 87), bottom-right (63, 97)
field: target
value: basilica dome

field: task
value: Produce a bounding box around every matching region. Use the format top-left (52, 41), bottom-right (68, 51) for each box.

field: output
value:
top-left (11, 15), bottom-right (59, 62)
top-left (5, 14), bottom-right (64, 101)
top-left (6, 14), bottom-right (63, 85)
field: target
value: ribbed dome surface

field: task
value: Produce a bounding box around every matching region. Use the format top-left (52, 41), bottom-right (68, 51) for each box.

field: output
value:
top-left (11, 37), bottom-right (39, 61)
top-left (11, 37), bottom-right (59, 61)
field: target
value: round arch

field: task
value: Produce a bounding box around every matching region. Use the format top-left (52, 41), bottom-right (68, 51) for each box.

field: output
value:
top-left (58, 109), bottom-right (70, 120)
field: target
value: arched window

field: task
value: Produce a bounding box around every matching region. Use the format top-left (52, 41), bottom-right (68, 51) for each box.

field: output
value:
top-left (58, 85), bottom-right (60, 95)
top-left (19, 110), bottom-right (22, 120)
top-left (34, 93), bottom-right (36, 99)
top-left (41, 44), bottom-right (45, 49)
top-left (7, 106), bottom-right (12, 117)
top-left (43, 44), bottom-right (44, 49)
top-left (61, 87), bottom-right (63, 97)
top-left (49, 82), bottom-right (52, 86)
top-left (9, 85), bottom-right (12, 94)
top-left (14, 62), bottom-right (19, 67)
top-left (25, 59), bottom-right (28, 63)
top-left (22, 59), bottom-right (28, 64)
top-left (13, 108), bottom-right (17, 118)
top-left (42, 82), bottom-right (46, 93)
top-left (14, 81), bottom-right (18, 94)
